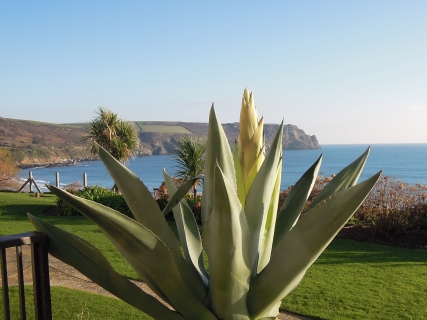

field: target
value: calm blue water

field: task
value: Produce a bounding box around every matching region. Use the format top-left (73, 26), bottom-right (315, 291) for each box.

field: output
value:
top-left (20, 144), bottom-right (427, 192)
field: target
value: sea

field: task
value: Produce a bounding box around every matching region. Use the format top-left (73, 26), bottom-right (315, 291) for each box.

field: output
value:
top-left (19, 144), bottom-right (427, 193)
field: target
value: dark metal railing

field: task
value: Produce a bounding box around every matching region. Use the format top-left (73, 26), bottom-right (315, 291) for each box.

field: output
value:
top-left (0, 232), bottom-right (52, 320)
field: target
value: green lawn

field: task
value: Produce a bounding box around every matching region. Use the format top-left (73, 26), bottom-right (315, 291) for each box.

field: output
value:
top-left (1, 192), bottom-right (427, 319)
top-left (1, 286), bottom-right (152, 320)
top-left (0, 192), bottom-right (139, 279)
top-left (281, 239), bottom-right (427, 319)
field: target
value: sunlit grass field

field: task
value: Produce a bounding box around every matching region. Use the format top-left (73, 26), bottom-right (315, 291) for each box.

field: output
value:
top-left (1, 192), bottom-right (426, 319)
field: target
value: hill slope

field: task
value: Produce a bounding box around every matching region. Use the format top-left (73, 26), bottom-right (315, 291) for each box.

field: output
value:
top-left (0, 117), bottom-right (320, 166)
top-left (0, 117), bottom-right (91, 166)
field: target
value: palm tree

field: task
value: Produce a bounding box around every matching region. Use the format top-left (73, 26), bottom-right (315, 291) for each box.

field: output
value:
top-left (172, 135), bottom-right (207, 198)
top-left (82, 107), bottom-right (140, 164)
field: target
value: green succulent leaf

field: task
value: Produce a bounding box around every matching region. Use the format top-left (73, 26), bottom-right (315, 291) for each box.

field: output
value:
top-left (162, 174), bottom-right (204, 216)
top-left (257, 159), bottom-right (282, 273)
top-left (202, 105), bottom-right (236, 226)
top-left (273, 155), bottom-right (323, 248)
top-left (307, 147), bottom-right (370, 210)
top-left (47, 185), bottom-right (215, 320)
top-left (28, 214), bottom-right (185, 320)
top-left (244, 147), bottom-right (265, 201)
top-left (202, 165), bottom-right (252, 319)
top-left (95, 143), bottom-right (208, 299)
top-left (95, 144), bottom-right (188, 268)
top-left (245, 122), bottom-right (283, 275)
top-left (163, 170), bottom-right (209, 287)
top-left (247, 171), bottom-right (381, 319)
top-left (233, 142), bottom-right (246, 206)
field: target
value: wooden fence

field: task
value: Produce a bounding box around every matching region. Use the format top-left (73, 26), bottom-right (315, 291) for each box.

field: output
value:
top-left (18, 172), bottom-right (88, 194)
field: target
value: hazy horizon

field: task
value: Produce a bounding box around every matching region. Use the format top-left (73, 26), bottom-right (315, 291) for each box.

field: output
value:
top-left (1, 1), bottom-right (426, 145)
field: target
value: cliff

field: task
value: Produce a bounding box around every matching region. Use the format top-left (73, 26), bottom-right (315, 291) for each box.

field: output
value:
top-left (0, 117), bottom-right (320, 166)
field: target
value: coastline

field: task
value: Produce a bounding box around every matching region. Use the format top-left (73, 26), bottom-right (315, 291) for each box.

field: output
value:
top-left (17, 157), bottom-right (97, 170)
top-left (16, 154), bottom-right (155, 170)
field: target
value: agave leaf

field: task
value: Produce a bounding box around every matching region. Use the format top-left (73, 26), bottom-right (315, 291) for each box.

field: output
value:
top-left (307, 147), bottom-right (370, 210)
top-left (28, 214), bottom-right (185, 320)
top-left (233, 142), bottom-right (246, 205)
top-left (202, 165), bottom-right (252, 319)
top-left (47, 186), bottom-right (215, 320)
top-left (202, 105), bottom-right (236, 226)
top-left (247, 171), bottom-right (381, 319)
top-left (95, 144), bottom-right (190, 273)
top-left (244, 147), bottom-right (265, 200)
top-left (245, 122), bottom-right (283, 275)
top-left (162, 174), bottom-right (204, 216)
top-left (243, 117), bottom-right (264, 181)
top-left (273, 155), bottom-right (322, 248)
top-left (259, 300), bottom-right (282, 320)
top-left (163, 170), bottom-right (209, 287)
top-left (257, 159), bottom-right (282, 273)
top-left (96, 144), bottom-right (207, 300)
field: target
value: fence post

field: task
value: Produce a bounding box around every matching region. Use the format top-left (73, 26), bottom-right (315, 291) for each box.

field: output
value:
top-left (18, 172), bottom-right (42, 193)
top-left (56, 172), bottom-right (59, 188)
top-left (31, 235), bottom-right (52, 320)
top-left (29, 172), bottom-right (33, 193)
top-left (83, 173), bottom-right (87, 188)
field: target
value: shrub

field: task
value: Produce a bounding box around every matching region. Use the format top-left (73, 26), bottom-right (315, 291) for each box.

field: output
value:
top-left (184, 194), bottom-right (202, 224)
top-left (156, 197), bottom-right (173, 220)
top-left (356, 176), bottom-right (427, 236)
top-left (279, 175), bottom-right (427, 237)
top-left (160, 194), bottom-right (202, 224)
top-left (0, 149), bottom-right (21, 191)
top-left (56, 186), bottom-right (134, 219)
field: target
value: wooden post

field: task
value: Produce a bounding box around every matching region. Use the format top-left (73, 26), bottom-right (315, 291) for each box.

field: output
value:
top-left (83, 173), bottom-right (87, 188)
top-left (18, 171), bottom-right (43, 193)
top-left (56, 172), bottom-right (59, 188)
top-left (29, 172), bottom-right (33, 193)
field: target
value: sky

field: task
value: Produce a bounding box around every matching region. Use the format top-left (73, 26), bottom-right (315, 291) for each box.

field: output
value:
top-left (0, 1), bottom-right (426, 144)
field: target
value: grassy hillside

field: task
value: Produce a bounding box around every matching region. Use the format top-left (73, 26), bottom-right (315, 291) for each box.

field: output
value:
top-left (2, 117), bottom-right (320, 166)
top-left (134, 122), bottom-right (191, 134)
top-left (0, 117), bottom-right (91, 165)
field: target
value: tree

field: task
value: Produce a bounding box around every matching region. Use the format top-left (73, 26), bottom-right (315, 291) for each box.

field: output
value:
top-left (0, 149), bottom-right (20, 190)
top-left (82, 107), bottom-right (140, 164)
top-left (172, 135), bottom-right (207, 198)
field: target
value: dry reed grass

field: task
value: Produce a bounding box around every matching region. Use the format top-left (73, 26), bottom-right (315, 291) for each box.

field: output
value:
top-left (278, 175), bottom-right (427, 238)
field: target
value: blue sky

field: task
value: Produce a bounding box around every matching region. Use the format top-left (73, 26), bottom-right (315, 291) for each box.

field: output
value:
top-left (1, 1), bottom-right (426, 144)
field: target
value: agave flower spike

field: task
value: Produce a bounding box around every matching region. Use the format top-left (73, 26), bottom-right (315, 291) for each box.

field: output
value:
top-left (234, 88), bottom-right (266, 207)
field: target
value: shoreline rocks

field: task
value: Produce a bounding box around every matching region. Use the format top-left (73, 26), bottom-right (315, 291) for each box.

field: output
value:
top-left (17, 157), bottom-right (97, 169)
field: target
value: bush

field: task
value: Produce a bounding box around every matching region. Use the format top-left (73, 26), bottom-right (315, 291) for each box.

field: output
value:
top-left (356, 176), bottom-right (427, 236)
top-left (160, 194), bottom-right (202, 224)
top-left (184, 194), bottom-right (202, 224)
top-left (278, 175), bottom-right (427, 238)
top-left (56, 186), bottom-right (134, 219)
top-left (0, 149), bottom-right (21, 191)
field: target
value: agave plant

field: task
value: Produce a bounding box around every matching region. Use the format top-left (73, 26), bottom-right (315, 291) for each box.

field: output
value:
top-left (29, 89), bottom-right (380, 320)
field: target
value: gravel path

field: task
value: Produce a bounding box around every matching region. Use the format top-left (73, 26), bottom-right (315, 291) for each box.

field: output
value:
top-left (1, 245), bottom-right (312, 320)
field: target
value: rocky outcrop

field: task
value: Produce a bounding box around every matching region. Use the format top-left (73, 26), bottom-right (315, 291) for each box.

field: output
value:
top-left (220, 123), bottom-right (320, 150)
top-left (137, 123), bottom-right (320, 155)
top-left (281, 124), bottom-right (320, 150)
